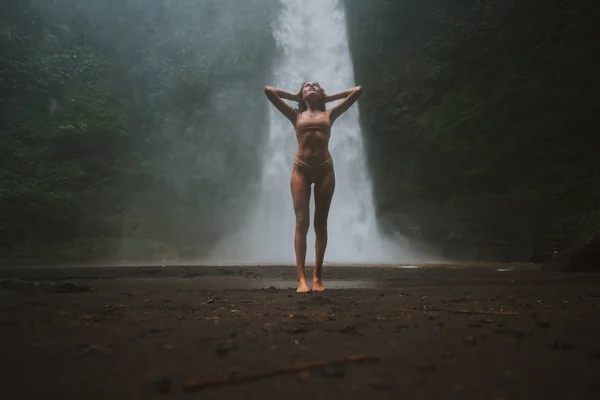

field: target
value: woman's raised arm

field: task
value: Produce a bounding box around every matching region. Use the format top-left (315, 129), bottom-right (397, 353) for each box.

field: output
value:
top-left (325, 86), bottom-right (363, 122)
top-left (264, 86), bottom-right (301, 124)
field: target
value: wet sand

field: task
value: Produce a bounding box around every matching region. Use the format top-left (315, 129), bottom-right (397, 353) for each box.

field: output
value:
top-left (1, 264), bottom-right (600, 399)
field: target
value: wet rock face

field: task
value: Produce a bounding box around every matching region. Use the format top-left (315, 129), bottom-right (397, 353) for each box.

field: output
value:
top-left (544, 234), bottom-right (600, 272)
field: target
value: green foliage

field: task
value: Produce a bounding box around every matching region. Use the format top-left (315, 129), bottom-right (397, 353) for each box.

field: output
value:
top-left (345, 0), bottom-right (599, 261)
top-left (0, 0), bottom-right (278, 262)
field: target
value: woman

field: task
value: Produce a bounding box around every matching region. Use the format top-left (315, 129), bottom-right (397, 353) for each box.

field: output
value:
top-left (263, 81), bottom-right (363, 293)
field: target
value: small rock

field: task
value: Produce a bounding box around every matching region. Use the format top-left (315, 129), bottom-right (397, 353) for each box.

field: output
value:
top-left (368, 379), bottom-right (391, 390)
top-left (142, 268), bottom-right (161, 274)
top-left (501, 370), bottom-right (513, 383)
top-left (513, 330), bottom-right (530, 340)
top-left (79, 344), bottom-right (109, 356)
top-left (290, 314), bottom-right (308, 320)
top-left (215, 342), bottom-right (235, 356)
top-left (492, 328), bottom-right (514, 335)
top-left (375, 314), bottom-right (388, 322)
top-left (54, 282), bottom-right (90, 293)
top-left (287, 326), bottom-right (309, 335)
top-left (320, 365), bottom-right (345, 378)
top-left (340, 325), bottom-right (357, 334)
top-left (442, 352), bottom-right (453, 359)
top-left (546, 341), bottom-right (574, 350)
top-left (414, 363), bottom-right (437, 373)
top-left (297, 370), bottom-right (312, 380)
top-left (463, 336), bottom-right (477, 344)
top-left (152, 377), bottom-right (173, 393)
top-left (535, 319), bottom-right (550, 328)
top-left (312, 296), bottom-right (331, 304)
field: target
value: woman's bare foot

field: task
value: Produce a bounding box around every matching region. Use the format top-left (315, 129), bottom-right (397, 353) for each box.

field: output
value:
top-left (312, 278), bottom-right (325, 292)
top-left (297, 279), bottom-right (311, 293)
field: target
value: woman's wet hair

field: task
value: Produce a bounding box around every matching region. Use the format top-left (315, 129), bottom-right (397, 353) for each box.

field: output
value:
top-left (295, 81), bottom-right (326, 114)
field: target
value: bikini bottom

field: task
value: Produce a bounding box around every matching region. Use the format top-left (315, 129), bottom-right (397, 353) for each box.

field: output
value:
top-left (293, 157), bottom-right (333, 168)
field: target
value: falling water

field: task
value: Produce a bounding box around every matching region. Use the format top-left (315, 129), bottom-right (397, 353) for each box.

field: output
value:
top-left (212, 0), bottom-right (405, 264)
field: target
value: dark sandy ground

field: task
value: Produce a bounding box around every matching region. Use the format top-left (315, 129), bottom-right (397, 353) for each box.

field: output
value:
top-left (1, 264), bottom-right (600, 399)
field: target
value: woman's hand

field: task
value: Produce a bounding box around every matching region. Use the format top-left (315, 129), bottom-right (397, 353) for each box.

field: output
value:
top-left (327, 86), bottom-right (363, 122)
top-left (293, 87), bottom-right (303, 102)
top-left (263, 86), bottom-right (298, 124)
top-left (323, 86), bottom-right (362, 103)
top-left (265, 86), bottom-right (301, 102)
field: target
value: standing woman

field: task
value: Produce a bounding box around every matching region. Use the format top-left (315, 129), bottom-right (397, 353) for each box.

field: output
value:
top-left (263, 82), bottom-right (362, 292)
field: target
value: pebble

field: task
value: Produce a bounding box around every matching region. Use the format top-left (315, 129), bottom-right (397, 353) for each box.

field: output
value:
top-left (152, 377), bottom-right (172, 393)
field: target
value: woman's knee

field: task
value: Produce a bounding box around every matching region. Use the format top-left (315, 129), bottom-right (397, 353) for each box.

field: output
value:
top-left (295, 214), bottom-right (309, 234)
top-left (314, 218), bottom-right (328, 237)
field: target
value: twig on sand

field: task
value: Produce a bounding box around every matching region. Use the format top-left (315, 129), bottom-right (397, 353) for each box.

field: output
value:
top-left (183, 354), bottom-right (379, 392)
top-left (417, 306), bottom-right (518, 316)
top-left (450, 309), bottom-right (519, 316)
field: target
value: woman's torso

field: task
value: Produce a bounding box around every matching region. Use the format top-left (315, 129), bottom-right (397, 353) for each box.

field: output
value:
top-left (294, 111), bottom-right (332, 164)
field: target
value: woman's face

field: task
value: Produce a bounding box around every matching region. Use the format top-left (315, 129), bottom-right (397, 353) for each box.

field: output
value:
top-left (302, 81), bottom-right (324, 101)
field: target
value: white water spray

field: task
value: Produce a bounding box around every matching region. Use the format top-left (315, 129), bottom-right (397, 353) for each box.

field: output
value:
top-left (212, 0), bottom-right (410, 264)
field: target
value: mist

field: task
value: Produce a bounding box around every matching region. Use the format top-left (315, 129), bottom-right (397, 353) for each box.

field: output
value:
top-left (9, 0), bottom-right (281, 262)
top-left (210, 0), bottom-right (434, 265)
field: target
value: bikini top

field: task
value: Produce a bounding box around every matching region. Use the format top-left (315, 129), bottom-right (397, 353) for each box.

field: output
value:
top-left (295, 113), bottom-right (331, 137)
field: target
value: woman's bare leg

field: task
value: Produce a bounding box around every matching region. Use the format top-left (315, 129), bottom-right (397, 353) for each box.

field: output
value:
top-left (290, 166), bottom-right (311, 293)
top-left (313, 167), bottom-right (335, 291)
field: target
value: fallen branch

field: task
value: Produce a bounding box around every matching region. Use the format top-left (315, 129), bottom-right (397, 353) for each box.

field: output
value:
top-left (418, 307), bottom-right (519, 316)
top-left (183, 353), bottom-right (379, 392)
top-left (450, 309), bottom-right (519, 316)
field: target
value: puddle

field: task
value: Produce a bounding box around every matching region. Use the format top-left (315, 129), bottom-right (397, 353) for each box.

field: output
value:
top-left (118, 277), bottom-right (378, 290)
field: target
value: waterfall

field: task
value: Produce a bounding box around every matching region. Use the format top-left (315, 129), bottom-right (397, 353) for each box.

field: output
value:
top-left (211, 0), bottom-right (403, 264)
